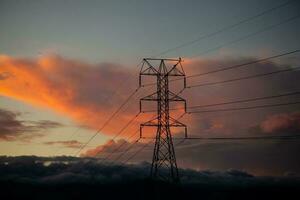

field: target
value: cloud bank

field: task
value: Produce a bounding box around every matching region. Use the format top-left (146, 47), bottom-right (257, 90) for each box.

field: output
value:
top-left (0, 156), bottom-right (299, 200)
top-left (1, 54), bottom-right (299, 144)
top-left (0, 54), bottom-right (140, 136)
top-left (0, 155), bottom-right (299, 184)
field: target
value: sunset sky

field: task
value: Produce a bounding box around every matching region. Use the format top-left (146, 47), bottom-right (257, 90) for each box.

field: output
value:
top-left (1, 0), bottom-right (300, 176)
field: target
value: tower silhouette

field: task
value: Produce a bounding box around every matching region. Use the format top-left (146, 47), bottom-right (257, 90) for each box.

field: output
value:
top-left (139, 58), bottom-right (187, 182)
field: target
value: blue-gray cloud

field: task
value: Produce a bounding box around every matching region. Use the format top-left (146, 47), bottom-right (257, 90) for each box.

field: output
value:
top-left (0, 108), bottom-right (63, 141)
top-left (0, 156), bottom-right (299, 200)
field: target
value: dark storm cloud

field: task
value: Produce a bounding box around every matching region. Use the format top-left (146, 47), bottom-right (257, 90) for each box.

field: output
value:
top-left (0, 108), bottom-right (63, 141)
top-left (82, 137), bottom-right (300, 176)
top-left (0, 156), bottom-right (299, 184)
top-left (0, 156), bottom-right (148, 184)
top-left (174, 140), bottom-right (300, 176)
top-left (0, 156), bottom-right (299, 200)
top-left (0, 108), bottom-right (24, 140)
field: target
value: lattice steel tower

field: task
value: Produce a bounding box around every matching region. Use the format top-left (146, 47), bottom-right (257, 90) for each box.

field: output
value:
top-left (139, 58), bottom-right (187, 182)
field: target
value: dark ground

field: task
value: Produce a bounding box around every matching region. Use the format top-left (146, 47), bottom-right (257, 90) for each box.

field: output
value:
top-left (2, 180), bottom-right (300, 200)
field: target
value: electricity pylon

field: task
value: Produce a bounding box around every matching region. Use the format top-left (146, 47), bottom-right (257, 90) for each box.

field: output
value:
top-left (139, 58), bottom-right (187, 182)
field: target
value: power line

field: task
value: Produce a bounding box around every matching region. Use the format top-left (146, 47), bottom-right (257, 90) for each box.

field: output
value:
top-left (151, 0), bottom-right (295, 57)
top-left (90, 111), bottom-right (141, 158)
top-left (187, 50), bottom-right (300, 79)
top-left (187, 66), bottom-right (300, 88)
top-left (188, 91), bottom-right (300, 109)
top-left (108, 117), bottom-right (187, 167)
top-left (142, 64), bottom-right (300, 113)
top-left (122, 139), bottom-right (154, 164)
top-left (111, 138), bottom-right (141, 164)
top-left (178, 135), bottom-right (300, 140)
top-left (142, 64), bottom-right (300, 114)
top-left (143, 133), bottom-right (300, 141)
top-left (74, 89), bottom-right (141, 156)
top-left (142, 134), bottom-right (300, 142)
top-left (100, 129), bottom-right (139, 162)
top-left (175, 139), bottom-right (186, 146)
top-left (97, 106), bottom-right (157, 161)
top-left (117, 134), bottom-right (300, 166)
top-left (188, 101), bottom-right (300, 114)
top-left (142, 49), bottom-right (300, 87)
top-left (143, 90), bottom-right (300, 113)
top-left (189, 14), bottom-right (300, 58)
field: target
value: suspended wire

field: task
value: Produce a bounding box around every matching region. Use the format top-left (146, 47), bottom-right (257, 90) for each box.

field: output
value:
top-left (187, 66), bottom-right (300, 88)
top-left (119, 134), bottom-right (300, 164)
top-left (75, 83), bottom-right (154, 158)
top-left (103, 133), bottom-right (300, 166)
top-left (188, 101), bottom-right (300, 114)
top-left (141, 134), bottom-right (300, 143)
top-left (189, 14), bottom-right (300, 58)
top-left (74, 89), bottom-right (141, 156)
top-left (176, 112), bottom-right (187, 121)
top-left (188, 49), bottom-right (300, 78)
top-left (189, 91), bottom-right (300, 109)
top-left (122, 139), bottom-right (154, 164)
top-left (143, 63), bottom-right (300, 114)
top-left (87, 111), bottom-right (141, 158)
top-left (175, 139), bottom-right (186, 146)
top-left (142, 49), bottom-right (300, 87)
top-left (53, 61), bottom-right (143, 156)
top-left (99, 87), bottom-right (155, 147)
top-left (151, 0), bottom-right (295, 57)
top-left (178, 134), bottom-right (300, 141)
top-left (111, 138), bottom-right (141, 164)
top-left (74, 85), bottom-right (153, 157)
top-left (143, 90), bottom-right (300, 113)
top-left (88, 93), bottom-right (300, 163)
top-left (108, 114), bottom-right (188, 164)
top-left (100, 129), bottom-right (139, 162)
top-left (101, 112), bottom-right (156, 162)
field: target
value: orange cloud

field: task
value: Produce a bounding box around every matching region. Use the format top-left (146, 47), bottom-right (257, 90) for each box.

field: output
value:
top-left (0, 54), bottom-right (192, 139)
top-left (0, 54), bottom-right (142, 136)
top-left (82, 138), bottom-right (149, 158)
top-left (260, 112), bottom-right (300, 133)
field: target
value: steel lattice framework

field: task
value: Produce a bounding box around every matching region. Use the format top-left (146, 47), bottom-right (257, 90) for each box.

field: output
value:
top-left (139, 58), bottom-right (187, 182)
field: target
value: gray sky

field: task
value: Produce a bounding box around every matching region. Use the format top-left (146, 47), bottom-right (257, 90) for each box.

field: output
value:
top-left (0, 0), bottom-right (299, 64)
